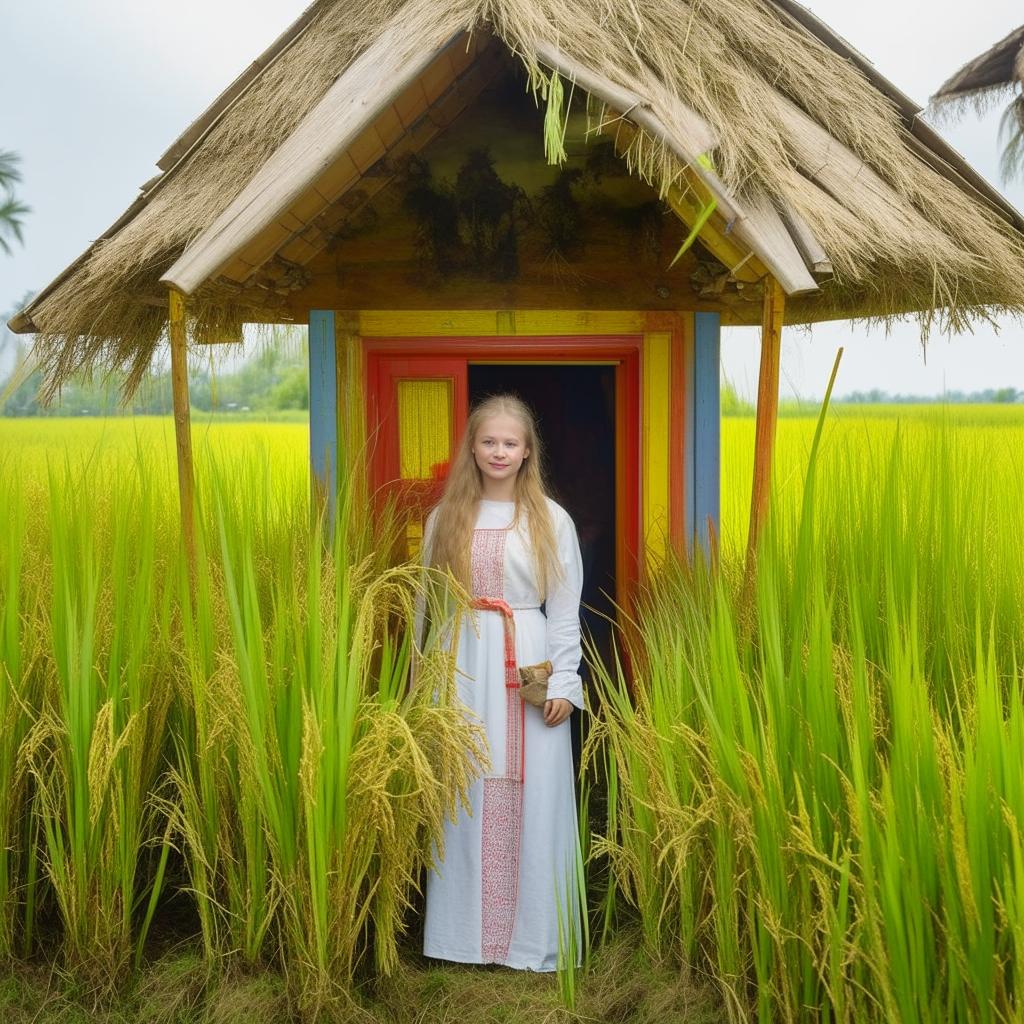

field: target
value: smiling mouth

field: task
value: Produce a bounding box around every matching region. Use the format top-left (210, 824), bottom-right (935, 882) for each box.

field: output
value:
top-left (489, 463), bottom-right (508, 469)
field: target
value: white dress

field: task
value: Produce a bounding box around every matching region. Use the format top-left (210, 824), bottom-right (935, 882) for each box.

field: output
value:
top-left (418, 496), bottom-right (585, 971)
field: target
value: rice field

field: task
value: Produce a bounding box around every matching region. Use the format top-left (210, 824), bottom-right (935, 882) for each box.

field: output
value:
top-left (1, 404), bottom-right (1023, 1022)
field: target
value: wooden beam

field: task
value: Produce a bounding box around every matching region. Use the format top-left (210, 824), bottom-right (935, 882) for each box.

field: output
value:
top-left (602, 118), bottom-right (764, 284)
top-left (534, 42), bottom-right (741, 223)
top-left (737, 193), bottom-right (819, 296)
top-left (578, 67), bottom-right (816, 295)
top-left (161, 16), bottom-right (470, 295)
top-left (168, 290), bottom-right (197, 569)
top-left (780, 202), bottom-right (834, 277)
top-left (746, 277), bottom-right (784, 568)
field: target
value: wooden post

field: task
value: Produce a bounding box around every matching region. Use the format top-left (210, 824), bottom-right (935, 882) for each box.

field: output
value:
top-left (168, 289), bottom-right (197, 569)
top-left (746, 277), bottom-right (784, 569)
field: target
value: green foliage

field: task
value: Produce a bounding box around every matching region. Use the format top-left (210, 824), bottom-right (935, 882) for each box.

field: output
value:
top-left (0, 151), bottom-right (29, 256)
top-left (720, 379), bottom-right (754, 416)
top-left (0, 421), bottom-right (489, 1015)
top-left (2, 406), bottom-right (1024, 1021)
top-left (0, 340), bottom-right (311, 417)
top-left (588, 403), bottom-right (1024, 1022)
top-left (998, 91), bottom-right (1024, 185)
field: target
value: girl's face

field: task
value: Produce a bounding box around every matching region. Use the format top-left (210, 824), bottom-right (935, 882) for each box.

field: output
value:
top-left (472, 413), bottom-right (531, 485)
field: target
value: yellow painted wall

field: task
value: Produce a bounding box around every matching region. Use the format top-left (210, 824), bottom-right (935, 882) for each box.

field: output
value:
top-left (642, 331), bottom-right (672, 572)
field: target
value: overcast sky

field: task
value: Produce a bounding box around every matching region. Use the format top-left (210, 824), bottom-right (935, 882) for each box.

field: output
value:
top-left (2, 0), bottom-right (1022, 399)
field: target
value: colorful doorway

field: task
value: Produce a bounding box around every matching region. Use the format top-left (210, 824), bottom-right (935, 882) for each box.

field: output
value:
top-left (365, 335), bottom-right (642, 610)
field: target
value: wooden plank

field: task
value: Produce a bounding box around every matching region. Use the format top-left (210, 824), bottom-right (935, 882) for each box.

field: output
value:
top-left (741, 192), bottom-right (819, 295)
top-left (276, 234), bottom-right (321, 265)
top-left (509, 310), bottom-right (648, 335)
top-left (419, 52), bottom-right (457, 104)
top-left (604, 117), bottom-right (763, 284)
top-left (780, 202), bottom-right (833, 277)
top-left (359, 310), bottom-right (500, 336)
top-left (357, 309), bottom-right (649, 336)
top-left (693, 311), bottom-right (720, 562)
top-left (309, 309), bottom-right (338, 529)
top-left (161, 21), bottom-right (469, 295)
top-left (287, 188), bottom-right (328, 226)
top-left (680, 316), bottom-right (696, 555)
top-left (534, 42), bottom-right (739, 223)
top-left (393, 80), bottom-right (431, 129)
top-left (335, 311), bottom-right (368, 517)
top-left (168, 290), bottom-right (196, 570)
top-left (310, 152), bottom-right (361, 205)
top-left (746, 278), bottom-right (784, 567)
top-left (374, 106), bottom-right (405, 149)
top-left (277, 210), bottom-right (306, 233)
top-left (230, 221), bottom-right (294, 282)
top-left (285, 260), bottom-right (740, 318)
top-left (348, 130), bottom-right (387, 175)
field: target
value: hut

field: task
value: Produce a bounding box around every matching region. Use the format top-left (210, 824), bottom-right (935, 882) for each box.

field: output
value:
top-left (933, 25), bottom-right (1024, 109)
top-left (9, 0), bottom-right (1024, 612)
top-left (932, 25), bottom-right (1024, 181)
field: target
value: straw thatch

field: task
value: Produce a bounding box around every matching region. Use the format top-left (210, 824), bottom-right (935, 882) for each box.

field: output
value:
top-left (931, 25), bottom-right (1024, 188)
top-left (932, 25), bottom-right (1024, 113)
top-left (12, 0), bottom-right (1024, 400)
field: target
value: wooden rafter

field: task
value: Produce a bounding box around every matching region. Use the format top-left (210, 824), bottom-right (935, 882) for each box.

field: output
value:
top-left (746, 276), bottom-right (784, 570)
top-left (161, 25), bottom-right (480, 295)
top-left (535, 41), bottom-right (818, 296)
top-left (168, 290), bottom-right (197, 569)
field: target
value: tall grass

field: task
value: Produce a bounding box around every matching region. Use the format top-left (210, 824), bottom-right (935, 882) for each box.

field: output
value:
top-left (0, 424), bottom-right (490, 1015)
top-left (0, 467), bottom-right (39, 960)
top-left (586, 409), bottom-right (1024, 1021)
top-left (2, 409), bottom-right (1024, 1022)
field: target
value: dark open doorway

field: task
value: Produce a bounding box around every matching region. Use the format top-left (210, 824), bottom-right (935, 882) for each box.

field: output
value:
top-left (468, 362), bottom-right (617, 772)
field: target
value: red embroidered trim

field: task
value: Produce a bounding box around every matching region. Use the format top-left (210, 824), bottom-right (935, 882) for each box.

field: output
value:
top-left (471, 526), bottom-right (526, 962)
top-left (471, 528), bottom-right (506, 598)
top-left (481, 776), bottom-right (523, 962)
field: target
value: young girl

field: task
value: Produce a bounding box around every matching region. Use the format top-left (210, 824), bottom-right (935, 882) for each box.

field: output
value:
top-left (416, 393), bottom-right (585, 972)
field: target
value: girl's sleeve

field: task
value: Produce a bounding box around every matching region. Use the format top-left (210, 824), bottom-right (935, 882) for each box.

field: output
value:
top-left (544, 508), bottom-right (586, 710)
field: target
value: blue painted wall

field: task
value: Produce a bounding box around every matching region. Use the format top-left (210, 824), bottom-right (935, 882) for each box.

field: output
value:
top-left (691, 311), bottom-right (721, 559)
top-left (308, 310), bottom-right (337, 528)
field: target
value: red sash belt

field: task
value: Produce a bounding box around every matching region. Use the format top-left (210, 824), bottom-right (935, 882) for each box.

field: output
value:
top-left (469, 597), bottom-right (525, 781)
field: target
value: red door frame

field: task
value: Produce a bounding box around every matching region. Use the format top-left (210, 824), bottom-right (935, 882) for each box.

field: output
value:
top-left (367, 354), bottom-right (469, 492)
top-left (365, 335), bottom-right (643, 607)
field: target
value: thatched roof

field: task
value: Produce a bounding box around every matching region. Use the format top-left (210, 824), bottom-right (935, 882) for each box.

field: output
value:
top-left (932, 25), bottom-right (1024, 109)
top-left (11, 0), bottom-right (1024, 400)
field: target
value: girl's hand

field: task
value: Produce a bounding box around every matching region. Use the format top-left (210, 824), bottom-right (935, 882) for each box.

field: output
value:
top-left (543, 697), bottom-right (573, 727)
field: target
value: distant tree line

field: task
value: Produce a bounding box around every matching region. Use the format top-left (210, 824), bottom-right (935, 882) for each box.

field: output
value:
top-left (1, 330), bottom-right (310, 417)
top-left (836, 387), bottom-right (1021, 404)
top-left (2, 298), bottom-right (1020, 417)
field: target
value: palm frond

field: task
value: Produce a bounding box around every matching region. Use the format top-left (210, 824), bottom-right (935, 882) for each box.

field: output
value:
top-left (0, 196), bottom-right (30, 255)
top-left (0, 150), bottom-right (23, 193)
top-left (998, 92), bottom-right (1024, 184)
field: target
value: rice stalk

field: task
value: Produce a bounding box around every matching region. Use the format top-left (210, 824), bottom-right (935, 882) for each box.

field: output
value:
top-left (25, 462), bottom-right (174, 988)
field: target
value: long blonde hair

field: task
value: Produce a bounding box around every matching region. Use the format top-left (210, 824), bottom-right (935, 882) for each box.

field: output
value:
top-left (425, 394), bottom-right (563, 600)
